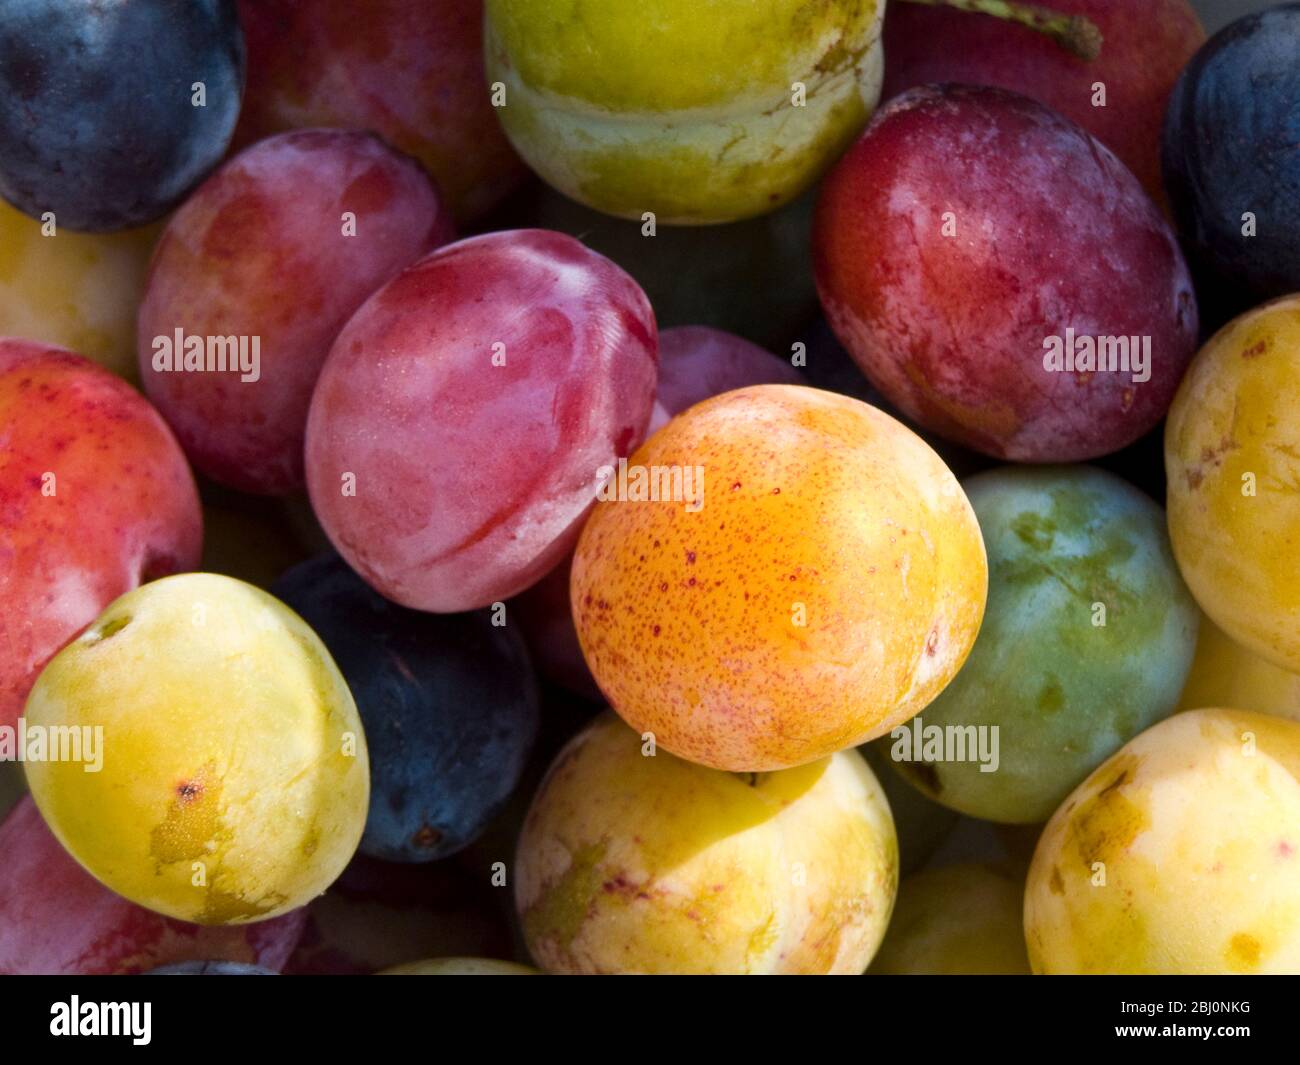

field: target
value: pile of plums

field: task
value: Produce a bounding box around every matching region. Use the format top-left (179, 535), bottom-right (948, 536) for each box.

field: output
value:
top-left (1, 0), bottom-right (1298, 977)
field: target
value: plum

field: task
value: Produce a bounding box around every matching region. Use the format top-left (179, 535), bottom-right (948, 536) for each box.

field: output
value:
top-left (378, 958), bottom-right (537, 975)
top-left (813, 84), bottom-right (1198, 462)
top-left (870, 864), bottom-right (1030, 975)
top-left (513, 326), bottom-right (800, 699)
top-left (235, 0), bottom-right (528, 223)
top-left (0, 199), bottom-right (159, 382)
top-left (1163, 4), bottom-right (1300, 308)
top-left (305, 229), bottom-right (658, 613)
top-left (516, 713), bottom-right (897, 974)
top-left (1175, 616), bottom-right (1300, 724)
top-left (484, 0), bottom-right (885, 224)
top-left (0, 0), bottom-right (244, 231)
top-left (882, 0), bottom-right (1205, 201)
top-left (1165, 296), bottom-right (1300, 673)
top-left (273, 554), bottom-right (539, 862)
top-left (572, 385), bottom-right (986, 772)
top-left (0, 798), bottom-right (305, 975)
top-left (23, 574), bottom-right (369, 924)
top-left (1024, 709), bottom-right (1300, 974)
top-left (282, 854), bottom-right (513, 975)
top-left (891, 466), bottom-right (1198, 824)
top-left (0, 341), bottom-right (202, 731)
top-left (139, 130), bottom-right (453, 496)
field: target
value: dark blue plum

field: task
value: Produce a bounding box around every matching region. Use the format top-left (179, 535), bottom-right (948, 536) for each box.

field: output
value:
top-left (1162, 4), bottom-right (1300, 310)
top-left (273, 554), bottom-right (540, 864)
top-left (0, 1), bottom-right (244, 231)
top-left (144, 962), bottom-right (275, 975)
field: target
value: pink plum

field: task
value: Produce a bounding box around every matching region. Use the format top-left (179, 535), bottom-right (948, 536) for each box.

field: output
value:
top-left (139, 130), bottom-right (453, 496)
top-left (305, 229), bottom-right (658, 612)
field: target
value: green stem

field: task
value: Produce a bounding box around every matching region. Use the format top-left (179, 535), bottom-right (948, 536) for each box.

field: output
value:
top-left (899, 0), bottom-right (1104, 61)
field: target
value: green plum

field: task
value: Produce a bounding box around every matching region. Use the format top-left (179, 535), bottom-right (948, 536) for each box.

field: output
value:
top-left (23, 573), bottom-right (369, 924)
top-left (484, 0), bottom-right (885, 224)
top-left (890, 466), bottom-right (1198, 823)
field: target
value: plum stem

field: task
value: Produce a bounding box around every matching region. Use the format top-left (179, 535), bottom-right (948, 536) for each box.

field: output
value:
top-left (899, 0), bottom-right (1103, 61)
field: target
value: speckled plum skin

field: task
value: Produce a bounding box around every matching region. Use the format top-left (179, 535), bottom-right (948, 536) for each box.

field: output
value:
top-left (0, 341), bottom-right (202, 731)
top-left (1165, 296), bottom-right (1300, 673)
top-left (892, 466), bottom-right (1199, 824)
top-left (139, 130), bottom-right (453, 496)
top-left (1025, 709), bottom-right (1300, 974)
top-left (0, 798), bottom-right (305, 975)
top-left (882, 0), bottom-right (1205, 202)
top-left (306, 229), bottom-right (658, 613)
top-left (235, 0), bottom-right (528, 223)
top-left (572, 385), bottom-right (987, 772)
top-left (23, 574), bottom-right (369, 925)
top-left (485, 0), bottom-right (884, 224)
top-left (516, 713), bottom-right (898, 974)
top-left (814, 85), bottom-right (1199, 462)
top-left (514, 326), bottom-right (800, 696)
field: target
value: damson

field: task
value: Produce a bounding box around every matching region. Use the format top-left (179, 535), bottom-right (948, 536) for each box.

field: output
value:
top-left (814, 85), bottom-right (1198, 461)
top-left (0, 1), bottom-right (244, 231)
top-left (305, 229), bottom-right (658, 613)
top-left (1025, 710), bottom-right (1300, 974)
top-left (516, 714), bottom-right (897, 974)
top-left (273, 554), bottom-right (539, 863)
top-left (1162, 5), bottom-right (1300, 306)
top-left (572, 385), bottom-right (986, 772)
top-left (138, 130), bottom-right (452, 496)
top-left (23, 574), bottom-right (368, 924)
top-left (892, 466), bottom-right (1198, 824)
